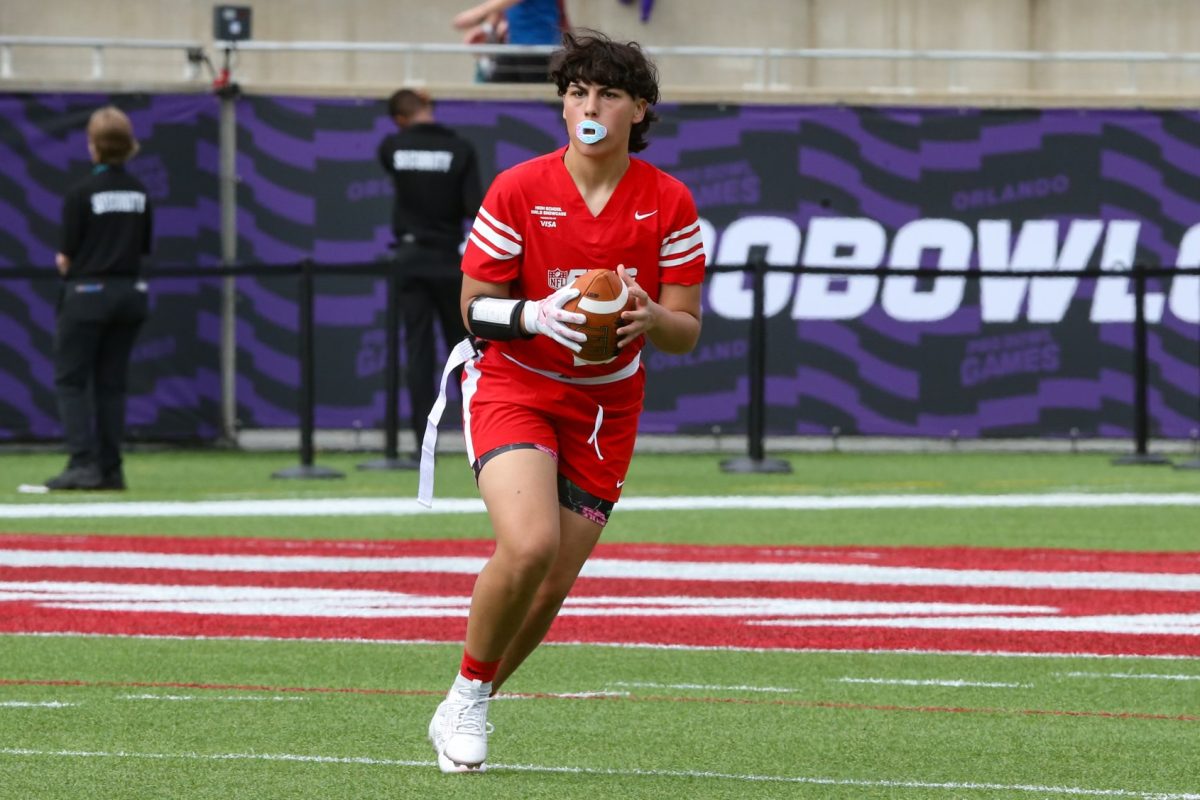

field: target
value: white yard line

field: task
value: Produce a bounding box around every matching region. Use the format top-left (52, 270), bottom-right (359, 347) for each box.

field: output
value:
top-left (1061, 672), bottom-right (1200, 682)
top-left (0, 702), bottom-right (76, 708)
top-left (3, 551), bottom-right (1196, 592)
top-left (0, 746), bottom-right (1196, 798)
top-left (2, 492), bottom-right (1199, 518)
top-left (834, 677), bottom-right (1031, 688)
top-left (497, 691), bottom-right (630, 700)
top-left (609, 680), bottom-right (800, 694)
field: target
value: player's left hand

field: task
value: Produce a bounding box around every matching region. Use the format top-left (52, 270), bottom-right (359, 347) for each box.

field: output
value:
top-left (615, 264), bottom-right (661, 348)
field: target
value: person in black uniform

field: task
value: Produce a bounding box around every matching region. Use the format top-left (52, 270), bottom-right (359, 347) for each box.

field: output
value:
top-left (378, 89), bottom-right (483, 460)
top-left (45, 106), bottom-right (152, 491)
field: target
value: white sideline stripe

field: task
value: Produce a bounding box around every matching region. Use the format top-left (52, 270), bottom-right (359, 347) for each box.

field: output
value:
top-left (3, 492), bottom-right (1200, 518)
top-left (0, 702), bottom-right (76, 709)
top-left (1062, 672), bottom-right (1200, 682)
top-left (835, 677), bottom-right (1030, 688)
top-left (0, 747), bottom-right (1196, 798)
top-left (750, 613), bottom-right (1200, 635)
top-left (496, 691), bottom-right (630, 700)
top-left (611, 680), bottom-right (798, 693)
top-left (2, 550), bottom-right (1197, 592)
top-left (0, 581), bottom-right (1059, 618)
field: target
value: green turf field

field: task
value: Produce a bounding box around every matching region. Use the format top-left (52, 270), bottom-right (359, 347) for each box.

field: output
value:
top-left (1, 449), bottom-right (1198, 798)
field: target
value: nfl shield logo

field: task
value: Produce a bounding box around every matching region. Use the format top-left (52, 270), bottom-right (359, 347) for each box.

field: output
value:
top-left (546, 268), bottom-right (570, 290)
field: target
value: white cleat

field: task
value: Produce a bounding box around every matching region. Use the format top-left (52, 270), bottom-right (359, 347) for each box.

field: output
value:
top-left (428, 675), bottom-right (492, 773)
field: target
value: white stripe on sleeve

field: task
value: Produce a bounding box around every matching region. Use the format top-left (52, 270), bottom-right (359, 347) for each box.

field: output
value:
top-left (660, 247), bottom-right (705, 268)
top-left (469, 232), bottom-right (516, 261)
top-left (470, 213), bottom-right (522, 259)
top-left (659, 220), bottom-right (705, 267)
top-left (660, 229), bottom-right (704, 258)
top-left (479, 207), bottom-right (522, 242)
top-left (661, 220), bottom-right (699, 247)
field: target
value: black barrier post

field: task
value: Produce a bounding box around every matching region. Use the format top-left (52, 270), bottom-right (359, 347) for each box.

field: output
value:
top-left (359, 267), bottom-right (420, 470)
top-left (1176, 278), bottom-right (1200, 470)
top-left (273, 259), bottom-right (345, 479)
top-left (1113, 263), bottom-right (1171, 466)
top-left (721, 246), bottom-right (792, 474)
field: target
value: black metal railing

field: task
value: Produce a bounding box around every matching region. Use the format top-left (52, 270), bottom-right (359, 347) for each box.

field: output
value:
top-left (2, 258), bottom-right (1198, 474)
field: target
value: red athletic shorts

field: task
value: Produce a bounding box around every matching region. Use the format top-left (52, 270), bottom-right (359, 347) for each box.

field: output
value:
top-left (461, 346), bottom-right (645, 503)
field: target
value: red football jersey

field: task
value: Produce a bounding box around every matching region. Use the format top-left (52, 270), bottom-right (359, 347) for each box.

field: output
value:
top-left (462, 146), bottom-right (706, 381)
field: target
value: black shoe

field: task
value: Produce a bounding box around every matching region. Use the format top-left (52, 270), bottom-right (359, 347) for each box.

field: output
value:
top-left (97, 469), bottom-right (126, 491)
top-left (44, 466), bottom-right (103, 491)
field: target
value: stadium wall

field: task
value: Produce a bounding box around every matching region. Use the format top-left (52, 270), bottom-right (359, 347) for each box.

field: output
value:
top-left (5, 1), bottom-right (1200, 97)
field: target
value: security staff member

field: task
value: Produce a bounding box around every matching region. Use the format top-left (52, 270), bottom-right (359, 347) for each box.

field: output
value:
top-left (378, 89), bottom-right (483, 460)
top-left (46, 106), bottom-right (152, 491)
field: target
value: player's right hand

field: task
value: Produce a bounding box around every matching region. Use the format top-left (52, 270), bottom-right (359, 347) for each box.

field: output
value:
top-left (522, 286), bottom-right (587, 352)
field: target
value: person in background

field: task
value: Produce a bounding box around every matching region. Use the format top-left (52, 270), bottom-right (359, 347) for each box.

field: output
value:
top-left (453, 0), bottom-right (569, 83)
top-left (426, 30), bottom-right (706, 773)
top-left (378, 88), bottom-right (482, 460)
top-left (46, 106), bottom-right (153, 492)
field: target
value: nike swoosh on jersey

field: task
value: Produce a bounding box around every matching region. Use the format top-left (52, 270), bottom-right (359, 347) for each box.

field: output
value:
top-left (634, 210), bottom-right (658, 220)
top-left (616, 479), bottom-right (625, 487)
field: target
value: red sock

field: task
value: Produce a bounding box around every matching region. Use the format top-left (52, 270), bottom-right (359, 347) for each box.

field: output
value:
top-left (459, 650), bottom-right (500, 684)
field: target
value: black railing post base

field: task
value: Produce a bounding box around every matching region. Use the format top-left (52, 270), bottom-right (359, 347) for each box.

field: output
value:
top-left (720, 455), bottom-right (792, 474)
top-left (1111, 453), bottom-right (1172, 466)
top-left (356, 456), bottom-right (420, 471)
top-left (272, 464), bottom-right (346, 479)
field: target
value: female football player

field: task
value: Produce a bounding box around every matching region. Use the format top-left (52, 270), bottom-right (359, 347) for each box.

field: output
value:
top-left (427, 29), bottom-right (705, 773)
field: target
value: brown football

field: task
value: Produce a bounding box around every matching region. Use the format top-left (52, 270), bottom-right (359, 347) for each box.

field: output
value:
top-left (562, 269), bottom-right (630, 363)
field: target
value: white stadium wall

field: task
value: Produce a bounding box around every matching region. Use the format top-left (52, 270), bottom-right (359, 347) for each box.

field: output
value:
top-left (5, 0), bottom-right (1200, 98)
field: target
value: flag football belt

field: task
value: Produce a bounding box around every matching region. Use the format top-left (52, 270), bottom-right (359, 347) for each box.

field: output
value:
top-left (418, 341), bottom-right (640, 507)
top-left (500, 351), bottom-right (641, 385)
top-left (418, 337), bottom-right (478, 507)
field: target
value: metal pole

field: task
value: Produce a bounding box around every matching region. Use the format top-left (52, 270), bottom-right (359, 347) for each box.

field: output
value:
top-left (299, 260), bottom-right (316, 467)
top-left (273, 260), bottom-right (344, 480)
top-left (747, 251), bottom-right (767, 462)
top-left (1176, 270), bottom-right (1200, 470)
top-left (1113, 263), bottom-right (1171, 465)
top-left (358, 267), bottom-right (419, 470)
top-left (217, 79), bottom-right (239, 444)
top-left (721, 246), bottom-right (792, 474)
top-left (384, 270), bottom-right (400, 461)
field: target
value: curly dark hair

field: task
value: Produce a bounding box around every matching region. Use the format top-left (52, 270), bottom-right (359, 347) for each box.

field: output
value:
top-left (550, 29), bottom-right (660, 153)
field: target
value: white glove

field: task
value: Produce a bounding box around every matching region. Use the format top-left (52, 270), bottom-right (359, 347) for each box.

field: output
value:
top-left (522, 286), bottom-right (587, 352)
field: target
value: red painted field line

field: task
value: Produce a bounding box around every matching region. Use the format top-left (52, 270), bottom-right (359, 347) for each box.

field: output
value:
top-left (0, 678), bottom-right (438, 698)
top-left (4, 677), bottom-right (1196, 723)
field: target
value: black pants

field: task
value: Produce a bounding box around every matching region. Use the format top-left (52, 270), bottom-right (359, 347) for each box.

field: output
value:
top-left (393, 248), bottom-right (467, 447)
top-left (53, 279), bottom-right (148, 473)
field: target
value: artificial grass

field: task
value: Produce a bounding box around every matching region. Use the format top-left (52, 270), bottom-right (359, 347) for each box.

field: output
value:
top-left (2, 449), bottom-right (1199, 504)
top-left (2, 448), bottom-right (1198, 797)
top-left (1, 505), bottom-right (1196, 552)
top-left (1, 449), bottom-right (1197, 551)
top-left (1, 635), bottom-right (1197, 800)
